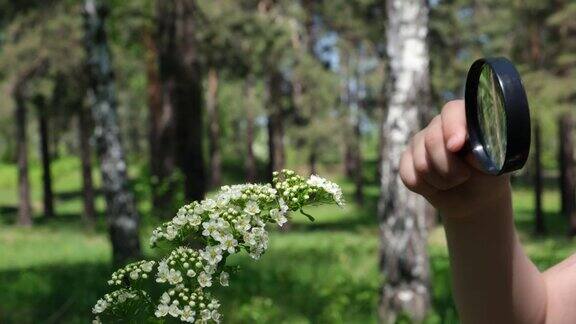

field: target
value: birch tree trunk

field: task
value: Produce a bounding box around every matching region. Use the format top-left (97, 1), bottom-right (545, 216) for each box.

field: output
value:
top-left (83, 0), bottom-right (141, 265)
top-left (377, 0), bottom-right (431, 321)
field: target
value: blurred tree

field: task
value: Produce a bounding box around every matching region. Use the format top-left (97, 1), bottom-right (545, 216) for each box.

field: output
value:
top-left (78, 100), bottom-right (97, 229)
top-left (244, 76), bottom-right (258, 182)
top-left (206, 67), bottom-right (222, 188)
top-left (156, 0), bottom-right (205, 203)
top-left (11, 59), bottom-right (47, 227)
top-left (33, 94), bottom-right (54, 219)
top-left (377, 0), bottom-right (431, 321)
top-left (559, 113), bottom-right (576, 234)
top-left (83, 0), bottom-right (141, 264)
top-left (534, 120), bottom-right (545, 235)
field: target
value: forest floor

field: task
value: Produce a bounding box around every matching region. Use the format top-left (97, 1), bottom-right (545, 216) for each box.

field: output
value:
top-left (1, 157), bottom-right (575, 323)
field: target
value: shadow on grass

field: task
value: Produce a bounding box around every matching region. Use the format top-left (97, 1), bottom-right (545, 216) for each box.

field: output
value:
top-left (0, 262), bottom-right (113, 324)
top-left (0, 246), bottom-right (380, 324)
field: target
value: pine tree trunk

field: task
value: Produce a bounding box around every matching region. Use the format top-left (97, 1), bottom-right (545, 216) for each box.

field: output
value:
top-left (78, 104), bottom-right (96, 228)
top-left (244, 77), bottom-right (257, 183)
top-left (207, 67), bottom-right (222, 188)
top-left (83, 0), bottom-right (141, 265)
top-left (267, 71), bottom-right (286, 181)
top-left (533, 121), bottom-right (545, 235)
top-left (353, 113), bottom-right (363, 205)
top-left (34, 95), bottom-right (55, 219)
top-left (559, 113), bottom-right (576, 235)
top-left (157, 0), bottom-right (205, 202)
top-left (309, 143), bottom-right (318, 175)
top-left (14, 90), bottom-right (33, 227)
top-left (377, 0), bottom-right (431, 322)
top-left (145, 25), bottom-right (177, 218)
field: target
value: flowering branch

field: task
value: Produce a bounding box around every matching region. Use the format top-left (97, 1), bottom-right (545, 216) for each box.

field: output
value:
top-left (92, 170), bottom-right (344, 323)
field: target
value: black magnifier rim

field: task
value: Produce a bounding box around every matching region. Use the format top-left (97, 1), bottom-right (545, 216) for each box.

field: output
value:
top-left (464, 57), bottom-right (531, 175)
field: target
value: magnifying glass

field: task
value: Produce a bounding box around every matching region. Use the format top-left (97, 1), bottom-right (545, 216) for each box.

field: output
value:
top-left (464, 57), bottom-right (531, 175)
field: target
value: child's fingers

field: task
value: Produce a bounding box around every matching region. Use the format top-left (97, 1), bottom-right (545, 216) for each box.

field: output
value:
top-left (424, 116), bottom-right (471, 187)
top-left (412, 130), bottom-right (454, 190)
top-left (441, 100), bottom-right (467, 152)
top-left (399, 149), bottom-right (437, 197)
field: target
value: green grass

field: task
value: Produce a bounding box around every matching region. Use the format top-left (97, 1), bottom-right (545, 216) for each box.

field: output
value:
top-left (0, 157), bottom-right (575, 323)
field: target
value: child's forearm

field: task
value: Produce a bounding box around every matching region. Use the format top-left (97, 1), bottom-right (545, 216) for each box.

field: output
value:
top-left (443, 185), bottom-right (547, 324)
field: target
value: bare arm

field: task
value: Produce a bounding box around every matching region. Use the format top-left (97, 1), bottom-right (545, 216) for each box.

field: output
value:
top-left (400, 100), bottom-right (551, 323)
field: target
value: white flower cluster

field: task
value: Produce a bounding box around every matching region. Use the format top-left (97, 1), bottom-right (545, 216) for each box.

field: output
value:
top-left (107, 260), bottom-right (156, 286)
top-left (154, 286), bottom-right (221, 323)
top-left (93, 170), bottom-right (343, 323)
top-left (92, 288), bottom-right (145, 315)
top-left (307, 174), bottom-right (345, 206)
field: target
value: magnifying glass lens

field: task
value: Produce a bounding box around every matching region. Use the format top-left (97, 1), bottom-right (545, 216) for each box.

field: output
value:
top-left (477, 64), bottom-right (507, 170)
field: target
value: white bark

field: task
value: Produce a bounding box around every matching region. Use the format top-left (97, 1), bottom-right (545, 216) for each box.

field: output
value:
top-left (377, 0), bottom-right (431, 322)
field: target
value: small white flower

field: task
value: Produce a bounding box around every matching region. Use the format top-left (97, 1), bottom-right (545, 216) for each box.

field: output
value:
top-left (180, 305), bottom-right (196, 322)
top-left (92, 316), bottom-right (102, 324)
top-left (129, 270), bottom-right (139, 280)
top-left (278, 198), bottom-right (289, 216)
top-left (156, 260), bottom-right (169, 283)
top-left (141, 261), bottom-right (154, 272)
top-left (244, 200), bottom-right (261, 216)
top-left (200, 246), bottom-right (223, 265)
top-left (202, 220), bottom-right (219, 238)
top-left (219, 235), bottom-right (238, 254)
top-left (202, 199), bottom-right (217, 211)
top-left (270, 208), bottom-right (288, 226)
top-left (167, 269), bottom-right (183, 285)
top-left (160, 292), bottom-right (170, 304)
top-left (92, 299), bottom-right (108, 314)
top-left (165, 225), bottom-right (178, 240)
top-left (235, 216), bottom-right (251, 232)
top-left (198, 271), bottom-right (212, 287)
top-left (187, 269), bottom-right (196, 278)
top-left (168, 303), bottom-right (181, 317)
top-left (219, 271), bottom-right (229, 287)
top-left (155, 303), bottom-right (170, 317)
top-left (211, 309), bottom-right (221, 322)
top-left (188, 214), bottom-right (202, 226)
top-left (201, 309), bottom-right (212, 320)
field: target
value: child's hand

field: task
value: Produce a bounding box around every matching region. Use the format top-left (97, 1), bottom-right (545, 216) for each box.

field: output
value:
top-left (399, 100), bottom-right (510, 218)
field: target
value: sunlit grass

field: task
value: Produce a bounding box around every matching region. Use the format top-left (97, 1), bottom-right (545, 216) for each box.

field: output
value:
top-left (0, 158), bottom-right (574, 323)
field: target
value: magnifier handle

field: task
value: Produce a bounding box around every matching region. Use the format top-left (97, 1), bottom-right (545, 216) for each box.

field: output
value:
top-left (457, 140), bottom-right (484, 172)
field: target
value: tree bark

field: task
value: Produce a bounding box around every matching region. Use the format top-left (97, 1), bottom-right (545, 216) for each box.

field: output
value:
top-left (145, 24), bottom-right (177, 218)
top-left (206, 67), bottom-right (222, 188)
top-left (534, 120), bottom-right (545, 235)
top-left (34, 95), bottom-right (55, 219)
top-left (157, 0), bottom-right (205, 202)
top-left (377, 0), bottom-right (431, 322)
top-left (559, 113), bottom-right (576, 235)
top-left (267, 71), bottom-right (286, 181)
top-left (83, 0), bottom-right (141, 265)
top-left (14, 89), bottom-right (33, 227)
top-left (78, 104), bottom-right (96, 228)
top-left (244, 77), bottom-right (257, 183)
top-left (11, 60), bottom-right (46, 227)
